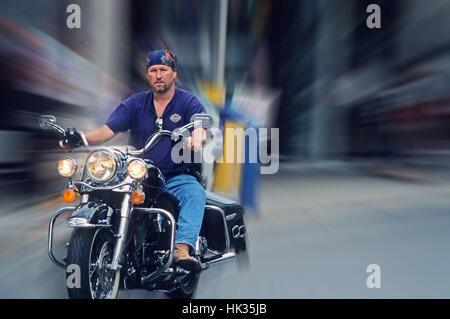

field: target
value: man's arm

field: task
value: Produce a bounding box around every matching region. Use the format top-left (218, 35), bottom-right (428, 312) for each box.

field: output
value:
top-left (59, 125), bottom-right (115, 148)
top-left (85, 125), bottom-right (116, 145)
top-left (185, 94), bottom-right (208, 151)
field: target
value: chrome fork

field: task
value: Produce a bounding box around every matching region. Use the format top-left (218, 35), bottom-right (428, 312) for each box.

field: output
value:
top-left (110, 193), bottom-right (131, 271)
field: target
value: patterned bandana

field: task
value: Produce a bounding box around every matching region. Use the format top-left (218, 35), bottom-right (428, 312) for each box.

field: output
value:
top-left (146, 50), bottom-right (177, 70)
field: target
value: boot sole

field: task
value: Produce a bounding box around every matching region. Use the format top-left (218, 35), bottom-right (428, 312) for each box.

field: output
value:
top-left (175, 259), bottom-right (201, 272)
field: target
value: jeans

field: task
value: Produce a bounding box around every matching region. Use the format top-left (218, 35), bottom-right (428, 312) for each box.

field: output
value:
top-left (163, 174), bottom-right (206, 250)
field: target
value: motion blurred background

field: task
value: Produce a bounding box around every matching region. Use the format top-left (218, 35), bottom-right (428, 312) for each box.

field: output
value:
top-left (2, 0), bottom-right (450, 298)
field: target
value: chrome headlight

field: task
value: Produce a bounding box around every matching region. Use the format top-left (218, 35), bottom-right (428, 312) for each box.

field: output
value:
top-left (127, 159), bottom-right (147, 180)
top-left (86, 150), bottom-right (117, 182)
top-left (57, 158), bottom-right (77, 178)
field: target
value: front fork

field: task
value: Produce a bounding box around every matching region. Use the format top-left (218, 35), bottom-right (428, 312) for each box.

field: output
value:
top-left (48, 193), bottom-right (133, 271)
top-left (110, 193), bottom-right (131, 271)
top-left (109, 194), bottom-right (178, 278)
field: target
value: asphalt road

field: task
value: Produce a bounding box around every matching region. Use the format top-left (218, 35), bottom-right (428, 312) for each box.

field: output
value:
top-left (2, 163), bottom-right (450, 298)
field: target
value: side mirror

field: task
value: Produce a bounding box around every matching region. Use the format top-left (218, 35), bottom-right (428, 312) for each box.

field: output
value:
top-left (171, 113), bottom-right (214, 142)
top-left (39, 115), bottom-right (57, 130)
top-left (190, 113), bottom-right (213, 129)
top-left (38, 114), bottom-right (66, 137)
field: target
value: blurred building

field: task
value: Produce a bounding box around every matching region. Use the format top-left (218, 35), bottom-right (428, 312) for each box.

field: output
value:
top-left (2, 0), bottom-right (450, 201)
top-left (0, 0), bottom-right (132, 197)
top-left (268, 0), bottom-right (450, 166)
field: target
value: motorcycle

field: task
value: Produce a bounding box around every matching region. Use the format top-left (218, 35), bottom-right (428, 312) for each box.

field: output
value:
top-left (39, 114), bottom-right (248, 299)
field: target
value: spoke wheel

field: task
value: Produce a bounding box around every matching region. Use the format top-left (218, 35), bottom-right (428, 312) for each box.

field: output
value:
top-left (66, 228), bottom-right (120, 299)
top-left (89, 235), bottom-right (120, 299)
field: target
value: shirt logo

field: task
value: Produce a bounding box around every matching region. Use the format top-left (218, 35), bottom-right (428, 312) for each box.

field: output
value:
top-left (170, 113), bottom-right (181, 123)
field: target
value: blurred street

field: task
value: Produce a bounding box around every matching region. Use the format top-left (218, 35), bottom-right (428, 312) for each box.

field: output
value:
top-left (2, 162), bottom-right (450, 298)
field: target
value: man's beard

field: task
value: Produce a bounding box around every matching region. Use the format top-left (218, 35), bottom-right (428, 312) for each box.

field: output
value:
top-left (152, 81), bottom-right (173, 93)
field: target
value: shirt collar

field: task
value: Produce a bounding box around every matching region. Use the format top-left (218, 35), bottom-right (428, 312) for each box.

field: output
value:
top-left (148, 87), bottom-right (178, 119)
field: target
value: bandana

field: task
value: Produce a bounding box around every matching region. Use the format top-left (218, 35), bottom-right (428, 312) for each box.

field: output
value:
top-left (146, 50), bottom-right (177, 70)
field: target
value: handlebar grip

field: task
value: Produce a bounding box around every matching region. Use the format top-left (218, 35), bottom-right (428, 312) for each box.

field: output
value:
top-left (65, 128), bottom-right (83, 149)
top-left (79, 131), bottom-right (89, 147)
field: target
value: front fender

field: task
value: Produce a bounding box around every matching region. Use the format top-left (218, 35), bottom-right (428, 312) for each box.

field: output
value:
top-left (67, 201), bottom-right (114, 228)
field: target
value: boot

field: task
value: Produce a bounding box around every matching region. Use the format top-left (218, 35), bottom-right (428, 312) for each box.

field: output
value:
top-left (173, 243), bottom-right (200, 271)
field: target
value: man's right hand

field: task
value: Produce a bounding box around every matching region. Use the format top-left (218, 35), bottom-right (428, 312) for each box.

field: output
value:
top-left (59, 125), bottom-right (115, 149)
top-left (64, 128), bottom-right (84, 149)
top-left (59, 140), bottom-right (69, 149)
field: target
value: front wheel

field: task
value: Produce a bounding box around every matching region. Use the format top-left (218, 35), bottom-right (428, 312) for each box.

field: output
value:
top-left (66, 228), bottom-right (120, 299)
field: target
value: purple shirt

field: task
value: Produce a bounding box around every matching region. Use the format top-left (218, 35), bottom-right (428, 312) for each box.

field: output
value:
top-left (105, 87), bottom-right (206, 179)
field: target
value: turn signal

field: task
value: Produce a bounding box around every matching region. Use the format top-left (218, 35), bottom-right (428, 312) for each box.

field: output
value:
top-left (131, 190), bottom-right (145, 205)
top-left (63, 189), bottom-right (76, 203)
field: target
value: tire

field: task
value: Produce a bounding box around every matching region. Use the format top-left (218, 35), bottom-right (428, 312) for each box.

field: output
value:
top-left (167, 266), bottom-right (201, 299)
top-left (66, 228), bottom-right (120, 299)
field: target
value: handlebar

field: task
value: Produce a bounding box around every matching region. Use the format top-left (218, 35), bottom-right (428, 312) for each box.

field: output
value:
top-left (128, 130), bottom-right (172, 156)
top-left (40, 113), bottom-right (211, 153)
top-left (46, 122), bottom-right (66, 138)
top-left (128, 121), bottom-right (201, 156)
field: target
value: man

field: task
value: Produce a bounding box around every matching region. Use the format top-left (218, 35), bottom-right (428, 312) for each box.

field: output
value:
top-left (62, 50), bottom-right (207, 271)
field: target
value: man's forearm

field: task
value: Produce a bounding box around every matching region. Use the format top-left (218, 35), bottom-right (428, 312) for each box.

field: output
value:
top-left (85, 125), bottom-right (116, 145)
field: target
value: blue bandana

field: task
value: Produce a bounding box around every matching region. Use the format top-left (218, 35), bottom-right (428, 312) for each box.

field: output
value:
top-left (146, 50), bottom-right (177, 70)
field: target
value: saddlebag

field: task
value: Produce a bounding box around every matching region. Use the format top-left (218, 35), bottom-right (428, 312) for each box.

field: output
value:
top-left (200, 191), bottom-right (246, 253)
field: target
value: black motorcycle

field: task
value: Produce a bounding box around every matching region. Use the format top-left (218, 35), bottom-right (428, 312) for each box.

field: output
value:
top-left (40, 114), bottom-right (248, 299)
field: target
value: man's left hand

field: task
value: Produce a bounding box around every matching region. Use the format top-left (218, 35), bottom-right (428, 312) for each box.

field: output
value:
top-left (187, 128), bottom-right (206, 151)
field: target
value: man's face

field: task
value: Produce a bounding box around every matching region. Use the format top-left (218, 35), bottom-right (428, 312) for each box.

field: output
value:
top-left (147, 65), bottom-right (176, 94)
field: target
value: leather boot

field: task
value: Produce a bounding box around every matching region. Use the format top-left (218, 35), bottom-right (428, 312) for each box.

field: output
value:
top-left (173, 243), bottom-right (200, 271)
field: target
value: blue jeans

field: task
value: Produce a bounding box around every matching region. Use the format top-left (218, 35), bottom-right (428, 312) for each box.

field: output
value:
top-left (163, 174), bottom-right (206, 250)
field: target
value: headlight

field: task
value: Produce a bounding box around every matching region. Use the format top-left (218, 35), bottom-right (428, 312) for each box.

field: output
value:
top-left (57, 158), bottom-right (77, 178)
top-left (86, 150), bottom-right (117, 182)
top-left (127, 159), bottom-right (147, 180)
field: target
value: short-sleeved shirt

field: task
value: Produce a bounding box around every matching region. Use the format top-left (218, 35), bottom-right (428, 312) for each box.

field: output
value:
top-left (105, 87), bottom-right (206, 179)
